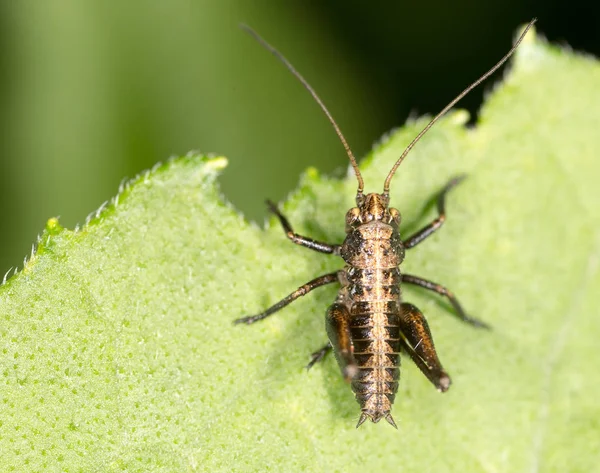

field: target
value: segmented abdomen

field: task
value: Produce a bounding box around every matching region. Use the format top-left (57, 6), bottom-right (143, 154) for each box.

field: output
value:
top-left (346, 267), bottom-right (402, 424)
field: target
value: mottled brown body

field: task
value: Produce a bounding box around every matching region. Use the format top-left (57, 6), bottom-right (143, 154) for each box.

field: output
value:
top-left (338, 195), bottom-right (404, 425)
top-left (235, 20), bottom-right (535, 427)
top-left (236, 186), bottom-right (480, 428)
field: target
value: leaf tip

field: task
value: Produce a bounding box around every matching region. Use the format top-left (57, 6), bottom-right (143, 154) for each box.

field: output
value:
top-left (45, 217), bottom-right (63, 235)
top-left (305, 166), bottom-right (320, 181)
top-left (517, 21), bottom-right (538, 45)
top-left (204, 155), bottom-right (228, 172)
top-left (512, 21), bottom-right (549, 72)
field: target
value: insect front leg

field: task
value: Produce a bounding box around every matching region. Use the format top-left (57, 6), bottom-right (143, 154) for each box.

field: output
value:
top-left (267, 200), bottom-right (340, 254)
top-left (401, 273), bottom-right (490, 328)
top-left (326, 303), bottom-right (358, 381)
top-left (398, 302), bottom-right (451, 392)
top-left (402, 175), bottom-right (465, 249)
top-left (234, 272), bottom-right (338, 325)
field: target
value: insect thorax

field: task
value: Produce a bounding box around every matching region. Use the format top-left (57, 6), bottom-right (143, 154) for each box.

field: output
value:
top-left (341, 192), bottom-right (405, 269)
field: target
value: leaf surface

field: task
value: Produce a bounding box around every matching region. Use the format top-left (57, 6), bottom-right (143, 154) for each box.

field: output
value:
top-left (1, 29), bottom-right (599, 473)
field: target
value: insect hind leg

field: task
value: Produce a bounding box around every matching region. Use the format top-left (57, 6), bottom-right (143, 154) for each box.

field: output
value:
top-left (399, 302), bottom-right (451, 392)
top-left (306, 342), bottom-right (332, 371)
top-left (326, 303), bottom-right (358, 381)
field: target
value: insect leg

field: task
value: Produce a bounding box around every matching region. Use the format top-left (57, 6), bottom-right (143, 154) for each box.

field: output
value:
top-left (326, 303), bottom-right (358, 381)
top-left (399, 302), bottom-right (451, 392)
top-left (402, 175), bottom-right (465, 249)
top-left (402, 273), bottom-right (490, 328)
top-left (267, 200), bottom-right (340, 254)
top-left (306, 342), bottom-right (332, 371)
top-left (234, 272), bottom-right (339, 325)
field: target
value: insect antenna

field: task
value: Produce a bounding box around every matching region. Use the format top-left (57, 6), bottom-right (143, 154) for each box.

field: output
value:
top-left (383, 18), bottom-right (537, 195)
top-left (240, 24), bottom-right (365, 195)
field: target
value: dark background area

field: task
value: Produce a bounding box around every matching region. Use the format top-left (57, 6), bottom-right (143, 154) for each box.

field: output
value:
top-left (0, 1), bottom-right (598, 273)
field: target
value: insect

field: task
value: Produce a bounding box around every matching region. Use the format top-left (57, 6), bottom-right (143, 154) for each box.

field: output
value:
top-left (235, 19), bottom-right (536, 428)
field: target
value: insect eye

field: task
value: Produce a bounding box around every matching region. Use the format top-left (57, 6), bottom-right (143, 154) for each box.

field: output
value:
top-left (389, 208), bottom-right (401, 224)
top-left (346, 208), bottom-right (361, 226)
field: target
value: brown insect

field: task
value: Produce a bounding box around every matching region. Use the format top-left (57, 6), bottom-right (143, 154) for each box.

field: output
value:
top-left (235, 19), bottom-right (536, 428)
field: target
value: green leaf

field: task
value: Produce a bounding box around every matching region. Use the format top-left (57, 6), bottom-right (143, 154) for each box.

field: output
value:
top-left (1, 28), bottom-right (599, 472)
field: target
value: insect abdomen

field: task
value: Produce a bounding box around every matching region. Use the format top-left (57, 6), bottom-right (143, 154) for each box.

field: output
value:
top-left (347, 268), bottom-right (402, 425)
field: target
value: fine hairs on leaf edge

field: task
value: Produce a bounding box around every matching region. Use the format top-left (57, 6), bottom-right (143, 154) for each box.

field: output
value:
top-left (1, 153), bottom-right (228, 287)
top-left (6, 21), bottom-right (594, 291)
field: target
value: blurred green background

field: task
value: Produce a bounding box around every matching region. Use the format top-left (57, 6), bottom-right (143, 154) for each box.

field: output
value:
top-left (0, 1), bottom-right (598, 273)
